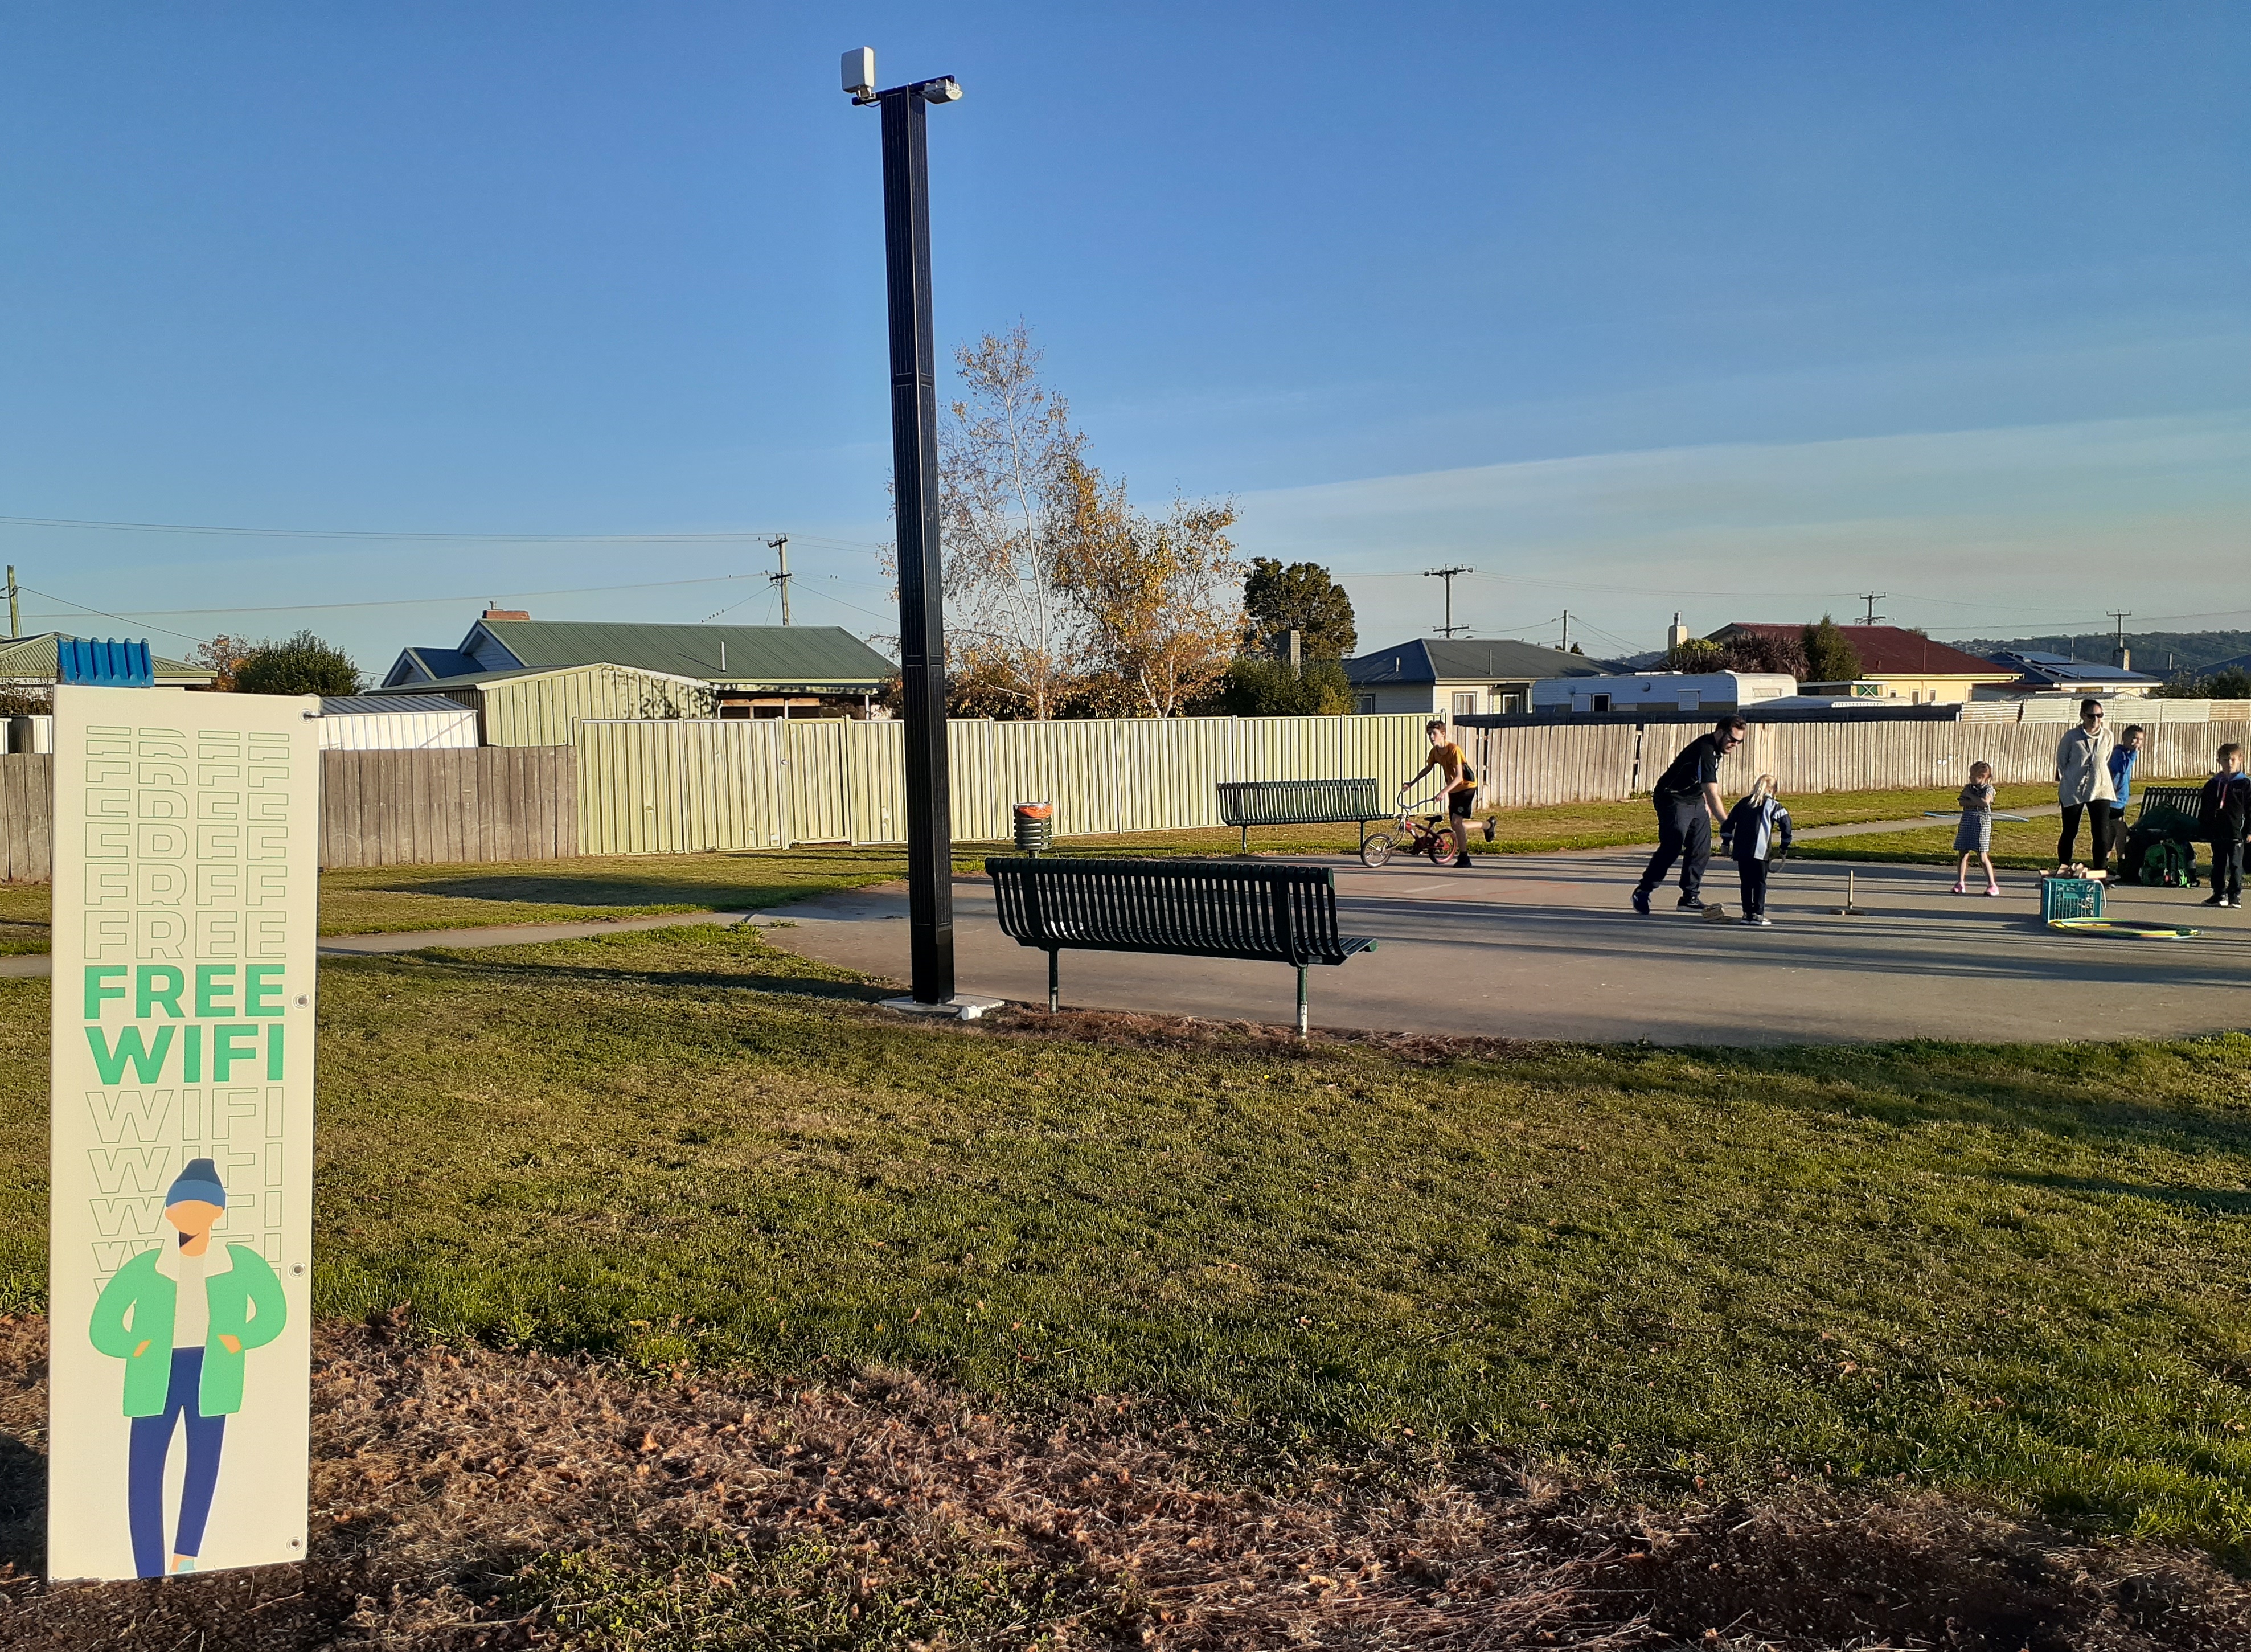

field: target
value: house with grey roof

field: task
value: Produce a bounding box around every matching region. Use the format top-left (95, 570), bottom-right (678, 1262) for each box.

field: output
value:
top-left (381, 610), bottom-right (896, 719)
top-left (1980, 650), bottom-right (2163, 698)
top-left (1342, 638), bottom-right (1608, 719)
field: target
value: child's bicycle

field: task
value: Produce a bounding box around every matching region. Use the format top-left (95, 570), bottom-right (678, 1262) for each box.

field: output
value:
top-left (1360, 790), bottom-right (1488, 868)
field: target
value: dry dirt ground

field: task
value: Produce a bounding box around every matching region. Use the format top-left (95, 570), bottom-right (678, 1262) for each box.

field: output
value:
top-left (0, 1317), bottom-right (2244, 1651)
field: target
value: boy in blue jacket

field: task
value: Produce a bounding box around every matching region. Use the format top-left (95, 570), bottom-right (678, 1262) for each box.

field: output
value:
top-left (1720, 774), bottom-right (1793, 927)
top-left (2201, 743), bottom-right (2248, 908)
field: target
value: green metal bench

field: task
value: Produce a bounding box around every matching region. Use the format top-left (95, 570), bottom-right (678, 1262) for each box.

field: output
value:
top-left (2134, 784), bottom-right (2204, 825)
top-left (986, 855), bottom-right (1376, 1034)
top-left (2120, 784), bottom-right (2208, 886)
top-left (1216, 777), bottom-right (1386, 853)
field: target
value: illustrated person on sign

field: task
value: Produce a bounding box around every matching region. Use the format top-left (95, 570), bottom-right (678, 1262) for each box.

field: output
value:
top-left (87, 1158), bottom-right (288, 1579)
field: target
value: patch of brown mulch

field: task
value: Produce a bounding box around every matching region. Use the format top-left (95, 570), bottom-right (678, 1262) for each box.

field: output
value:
top-left (0, 1313), bottom-right (2242, 1650)
top-left (957, 999), bottom-right (1559, 1067)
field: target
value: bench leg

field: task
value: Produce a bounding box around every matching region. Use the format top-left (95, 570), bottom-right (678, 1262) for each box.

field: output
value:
top-left (1296, 965), bottom-right (1307, 1038)
top-left (1048, 949), bottom-right (1060, 1014)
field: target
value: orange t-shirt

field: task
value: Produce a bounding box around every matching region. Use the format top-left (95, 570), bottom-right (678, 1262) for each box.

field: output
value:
top-left (1431, 742), bottom-right (1474, 793)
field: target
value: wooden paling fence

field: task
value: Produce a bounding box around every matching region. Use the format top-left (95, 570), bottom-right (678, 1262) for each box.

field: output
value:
top-left (0, 755), bottom-right (51, 883)
top-left (318, 747), bottom-right (576, 868)
top-left (5, 714), bottom-right (2249, 880)
top-left (0, 748), bottom-right (575, 881)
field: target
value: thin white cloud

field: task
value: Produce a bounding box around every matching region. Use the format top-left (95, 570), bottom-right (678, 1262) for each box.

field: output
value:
top-left (1233, 413), bottom-right (2251, 650)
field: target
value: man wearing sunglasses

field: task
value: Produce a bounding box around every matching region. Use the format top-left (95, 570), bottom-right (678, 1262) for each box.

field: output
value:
top-left (1632, 715), bottom-right (1749, 916)
top-left (2055, 698), bottom-right (2119, 869)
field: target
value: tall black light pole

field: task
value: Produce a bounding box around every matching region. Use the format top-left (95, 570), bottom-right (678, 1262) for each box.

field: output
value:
top-left (847, 48), bottom-right (961, 1005)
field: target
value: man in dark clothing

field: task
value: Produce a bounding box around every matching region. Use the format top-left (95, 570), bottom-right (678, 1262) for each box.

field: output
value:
top-left (1631, 716), bottom-right (1748, 916)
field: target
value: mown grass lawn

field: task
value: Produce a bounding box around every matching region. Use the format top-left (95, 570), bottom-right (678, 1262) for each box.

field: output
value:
top-left (7, 923), bottom-right (2251, 1558)
top-left (1797, 802), bottom-right (2213, 874)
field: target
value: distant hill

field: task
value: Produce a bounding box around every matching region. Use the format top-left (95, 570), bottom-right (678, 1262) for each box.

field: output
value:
top-left (1947, 631), bottom-right (2251, 679)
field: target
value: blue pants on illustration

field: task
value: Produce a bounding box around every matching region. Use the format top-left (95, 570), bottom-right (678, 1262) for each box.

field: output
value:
top-left (129, 1348), bottom-right (226, 1579)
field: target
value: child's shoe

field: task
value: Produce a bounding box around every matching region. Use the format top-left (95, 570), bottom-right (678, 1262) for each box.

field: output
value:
top-left (1951, 882), bottom-right (1966, 895)
top-left (1985, 883), bottom-right (2000, 896)
top-left (1742, 913), bottom-right (1773, 927)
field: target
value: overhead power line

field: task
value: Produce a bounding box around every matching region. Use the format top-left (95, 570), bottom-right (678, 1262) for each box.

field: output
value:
top-left (0, 512), bottom-right (883, 550)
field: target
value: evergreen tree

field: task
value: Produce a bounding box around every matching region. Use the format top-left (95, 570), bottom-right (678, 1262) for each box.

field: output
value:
top-left (1241, 559), bottom-right (1357, 659)
top-left (1801, 615), bottom-right (1862, 683)
top-left (232, 631), bottom-right (362, 696)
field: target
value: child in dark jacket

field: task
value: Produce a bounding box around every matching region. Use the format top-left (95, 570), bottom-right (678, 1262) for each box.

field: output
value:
top-left (1720, 773), bottom-right (1793, 927)
top-left (2201, 743), bottom-right (2249, 908)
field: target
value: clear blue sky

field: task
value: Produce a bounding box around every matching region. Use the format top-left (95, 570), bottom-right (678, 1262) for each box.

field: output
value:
top-left (3, 3), bottom-right (2245, 670)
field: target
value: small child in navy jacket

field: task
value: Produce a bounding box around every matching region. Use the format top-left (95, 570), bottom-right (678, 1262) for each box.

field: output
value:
top-left (1720, 774), bottom-right (1793, 927)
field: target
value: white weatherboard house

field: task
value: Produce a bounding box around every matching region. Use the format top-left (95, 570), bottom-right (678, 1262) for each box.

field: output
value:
top-left (1343, 638), bottom-right (1607, 718)
top-left (1530, 672), bottom-right (1795, 715)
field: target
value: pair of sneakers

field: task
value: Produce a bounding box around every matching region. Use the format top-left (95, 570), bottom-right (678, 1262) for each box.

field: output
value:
top-left (1630, 890), bottom-right (1707, 916)
top-left (2202, 893), bottom-right (2239, 908)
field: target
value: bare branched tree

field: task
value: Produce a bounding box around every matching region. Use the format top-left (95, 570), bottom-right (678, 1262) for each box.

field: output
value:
top-left (938, 324), bottom-right (1086, 720)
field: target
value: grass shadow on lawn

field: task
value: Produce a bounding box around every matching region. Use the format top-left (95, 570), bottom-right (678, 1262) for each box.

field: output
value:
top-left (405, 947), bottom-right (899, 1005)
top-left (1996, 1171), bottom-right (2251, 1218)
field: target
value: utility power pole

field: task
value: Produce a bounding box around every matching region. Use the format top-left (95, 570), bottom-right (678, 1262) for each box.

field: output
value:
top-left (1560, 610), bottom-right (1572, 653)
top-left (4, 566), bottom-right (15, 639)
top-left (1424, 565), bottom-right (1473, 638)
top-left (1860, 593), bottom-right (1887, 626)
top-left (2108, 610), bottom-right (2131, 669)
top-left (768, 535), bottom-right (792, 625)
top-left (847, 46), bottom-right (962, 1005)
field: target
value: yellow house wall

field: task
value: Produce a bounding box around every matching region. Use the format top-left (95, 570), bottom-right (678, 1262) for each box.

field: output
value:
top-left (479, 664), bottom-right (716, 747)
top-left (1855, 674), bottom-right (2019, 703)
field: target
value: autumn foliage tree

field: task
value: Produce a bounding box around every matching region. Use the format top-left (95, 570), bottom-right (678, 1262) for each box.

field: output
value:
top-left (190, 633), bottom-right (255, 691)
top-left (936, 324), bottom-right (1241, 717)
top-left (1054, 458), bottom-right (1241, 718)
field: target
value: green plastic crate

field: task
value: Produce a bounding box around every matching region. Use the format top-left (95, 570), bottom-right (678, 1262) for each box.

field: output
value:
top-left (2040, 876), bottom-right (2105, 922)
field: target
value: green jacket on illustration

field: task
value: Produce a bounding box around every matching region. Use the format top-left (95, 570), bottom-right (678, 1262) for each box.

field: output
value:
top-left (88, 1241), bottom-right (288, 1417)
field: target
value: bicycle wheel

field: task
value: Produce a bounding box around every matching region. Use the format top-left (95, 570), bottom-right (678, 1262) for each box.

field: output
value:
top-left (1359, 834), bottom-right (1394, 868)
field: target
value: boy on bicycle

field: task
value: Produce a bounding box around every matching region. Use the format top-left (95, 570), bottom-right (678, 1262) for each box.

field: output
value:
top-left (1405, 719), bottom-right (1477, 868)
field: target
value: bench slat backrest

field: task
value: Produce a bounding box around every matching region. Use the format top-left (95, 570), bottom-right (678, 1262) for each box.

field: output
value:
top-left (987, 856), bottom-right (1355, 965)
top-left (2135, 784), bottom-right (2204, 825)
top-left (1216, 777), bottom-right (1384, 828)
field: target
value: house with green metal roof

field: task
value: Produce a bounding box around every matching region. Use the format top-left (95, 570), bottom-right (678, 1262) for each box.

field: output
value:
top-left (0, 631), bottom-right (216, 689)
top-left (380, 609), bottom-right (897, 727)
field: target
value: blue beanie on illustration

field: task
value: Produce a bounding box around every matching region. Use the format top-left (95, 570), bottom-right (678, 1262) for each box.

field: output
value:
top-left (165, 1158), bottom-right (227, 1209)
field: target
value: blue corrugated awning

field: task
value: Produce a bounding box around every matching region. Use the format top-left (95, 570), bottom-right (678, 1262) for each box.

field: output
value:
top-left (58, 637), bottom-right (155, 687)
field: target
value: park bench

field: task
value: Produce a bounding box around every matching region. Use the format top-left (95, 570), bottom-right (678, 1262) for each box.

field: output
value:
top-left (986, 855), bottom-right (1376, 1034)
top-left (2134, 784), bottom-right (2204, 826)
top-left (2119, 784), bottom-right (2208, 886)
top-left (1216, 777), bottom-right (1386, 854)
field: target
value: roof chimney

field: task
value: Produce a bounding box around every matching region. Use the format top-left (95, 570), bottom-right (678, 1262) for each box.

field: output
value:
top-left (1667, 613), bottom-right (1690, 651)
top-left (482, 608), bottom-right (530, 622)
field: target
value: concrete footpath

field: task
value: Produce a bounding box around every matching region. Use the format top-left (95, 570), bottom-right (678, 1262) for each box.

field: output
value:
top-left (13, 804), bottom-right (2223, 1047)
top-left (768, 851), bottom-right (2251, 1047)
